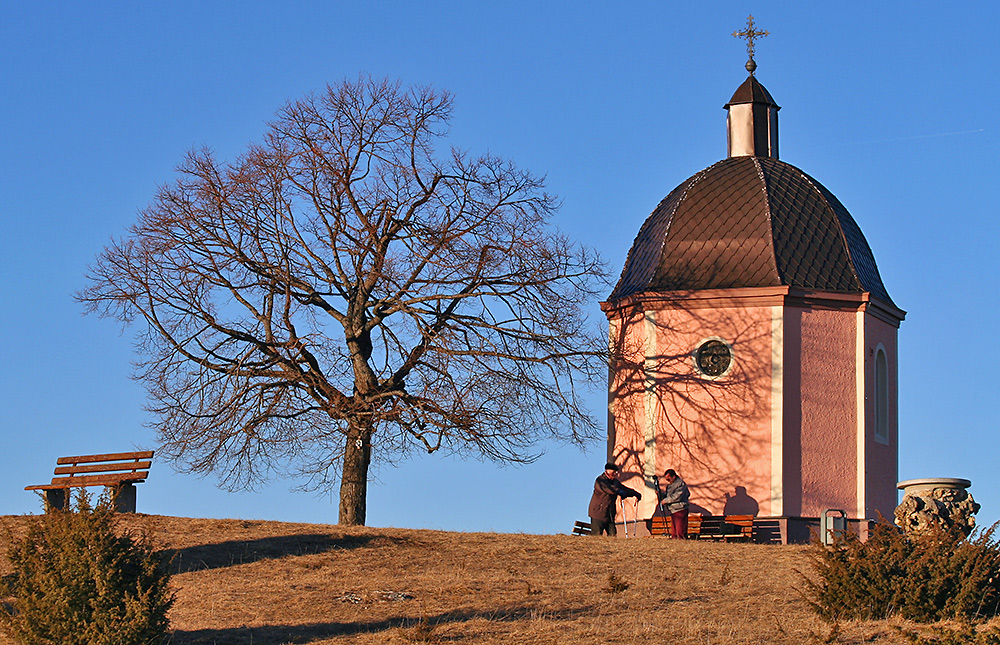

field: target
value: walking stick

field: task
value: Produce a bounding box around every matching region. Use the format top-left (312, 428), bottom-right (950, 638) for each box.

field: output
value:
top-left (620, 497), bottom-right (628, 538)
top-left (653, 475), bottom-right (669, 533)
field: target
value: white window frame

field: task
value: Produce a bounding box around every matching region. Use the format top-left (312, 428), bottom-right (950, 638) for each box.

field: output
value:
top-left (874, 345), bottom-right (889, 445)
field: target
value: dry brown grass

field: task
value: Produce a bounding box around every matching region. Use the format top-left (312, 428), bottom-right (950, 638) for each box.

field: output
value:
top-left (2, 514), bottom-right (998, 644)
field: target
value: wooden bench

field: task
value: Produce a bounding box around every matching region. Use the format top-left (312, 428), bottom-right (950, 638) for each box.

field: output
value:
top-left (25, 451), bottom-right (154, 513)
top-left (648, 513), bottom-right (703, 538)
top-left (572, 520), bottom-right (593, 536)
top-left (698, 515), bottom-right (754, 541)
top-left (649, 514), bottom-right (754, 540)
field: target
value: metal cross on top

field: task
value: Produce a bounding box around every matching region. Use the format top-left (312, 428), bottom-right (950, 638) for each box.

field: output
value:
top-left (733, 15), bottom-right (769, 75)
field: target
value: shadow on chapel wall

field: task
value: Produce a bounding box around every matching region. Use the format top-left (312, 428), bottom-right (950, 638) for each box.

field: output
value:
top-left (723, 486), bottom-right (759, 516)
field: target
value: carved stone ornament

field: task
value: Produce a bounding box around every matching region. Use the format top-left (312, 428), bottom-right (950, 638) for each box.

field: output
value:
top-left (895, 478), bottom-right (980, 537)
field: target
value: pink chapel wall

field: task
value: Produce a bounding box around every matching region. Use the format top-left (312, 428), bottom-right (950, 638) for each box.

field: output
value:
top-left (605, 308), bottom-right (655, 521)
top-left (782, 304), bottom-right (900, 520)
top-left (864, 312), bottom-right (900, 520)
top-left (787, 306), bottom-right (859, 518)
top-left (607, 300), bottom-right (774, 519)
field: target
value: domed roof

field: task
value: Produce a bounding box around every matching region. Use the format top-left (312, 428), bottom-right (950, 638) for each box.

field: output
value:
top-left (608, 155), bottom-right (894, 305)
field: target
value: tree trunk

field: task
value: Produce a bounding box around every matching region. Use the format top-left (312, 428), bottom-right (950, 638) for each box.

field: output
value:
top-left (338, 422), bottom-right (372, 525)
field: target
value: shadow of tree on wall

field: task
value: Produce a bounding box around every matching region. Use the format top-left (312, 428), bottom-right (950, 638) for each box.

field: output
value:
top-left (161, 533), bottom-right (412, 574)
top-left (606, 292), bottom-right (772, 513)
top-left (167, 605), bottom-right (595, 644)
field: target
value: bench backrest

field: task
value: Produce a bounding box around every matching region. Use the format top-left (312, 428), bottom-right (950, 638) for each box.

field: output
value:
top-left (55, 451), bottom-right (153, 472)
top-left (50, 451), bottom-right (154, 487)
top-left (722, 514), bottom-right (754, 534)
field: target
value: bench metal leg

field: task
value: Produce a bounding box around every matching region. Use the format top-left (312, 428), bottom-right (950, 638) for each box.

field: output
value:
top-left (44, 488), bottom-right (68, 512)
top-left (110, 483), bottom-right (137, 513)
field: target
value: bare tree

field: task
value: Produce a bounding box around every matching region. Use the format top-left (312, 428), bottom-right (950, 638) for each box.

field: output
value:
top-left (79, 76), bottom-right (607, 525)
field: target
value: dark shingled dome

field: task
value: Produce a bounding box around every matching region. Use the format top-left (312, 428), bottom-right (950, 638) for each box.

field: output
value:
top-left (609, 156), bottom-right (893, 305)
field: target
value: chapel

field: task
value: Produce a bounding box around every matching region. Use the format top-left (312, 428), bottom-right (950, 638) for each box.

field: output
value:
top-left (601, 22), bottom-right (905, 541)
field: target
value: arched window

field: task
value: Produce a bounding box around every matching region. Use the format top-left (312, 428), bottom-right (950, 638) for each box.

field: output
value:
top-left (874, 348), bottom-right (889, 444)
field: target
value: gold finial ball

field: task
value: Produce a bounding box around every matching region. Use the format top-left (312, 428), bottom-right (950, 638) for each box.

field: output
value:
top-left (746, 59), bottom-right (757, 74)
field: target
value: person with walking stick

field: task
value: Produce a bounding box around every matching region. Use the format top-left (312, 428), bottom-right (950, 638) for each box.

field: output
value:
top-left (657, 469), bottom-right (690, 539)
top-left (588, 463), bottom-right (641, 536)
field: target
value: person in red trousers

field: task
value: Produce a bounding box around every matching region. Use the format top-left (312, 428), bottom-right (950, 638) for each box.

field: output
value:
top-left (659, 469), bottom-right (690, 539)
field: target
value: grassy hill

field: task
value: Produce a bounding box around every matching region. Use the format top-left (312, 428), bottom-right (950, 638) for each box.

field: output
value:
top-left (0, 514), bottom-right (993, 644)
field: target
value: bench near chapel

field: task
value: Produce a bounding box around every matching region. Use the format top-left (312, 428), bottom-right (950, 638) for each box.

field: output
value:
top-left (573, 514), bottom-right (755, 541)
top-left (25, 451), bottom-right (154, 513)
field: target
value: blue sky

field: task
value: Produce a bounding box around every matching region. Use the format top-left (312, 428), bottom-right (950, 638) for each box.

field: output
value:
top-left (1, 3), bottom-right (997, 534)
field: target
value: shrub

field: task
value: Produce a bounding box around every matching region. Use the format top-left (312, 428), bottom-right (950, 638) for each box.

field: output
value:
top-left (805, 520), bottom-right (1000, 623)
top-left (0, 492), bottom-right (173, 644)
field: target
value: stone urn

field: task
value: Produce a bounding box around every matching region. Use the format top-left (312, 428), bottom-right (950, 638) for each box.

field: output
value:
top-left (895, 478), bottom-right (980, 537)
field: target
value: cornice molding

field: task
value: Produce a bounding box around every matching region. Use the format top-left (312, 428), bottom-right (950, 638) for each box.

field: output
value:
top-left (601, 286), bottom-right (906, 327)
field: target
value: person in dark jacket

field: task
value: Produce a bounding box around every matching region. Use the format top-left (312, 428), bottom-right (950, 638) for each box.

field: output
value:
top-left (588, 463), bottom-right (641, 536)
